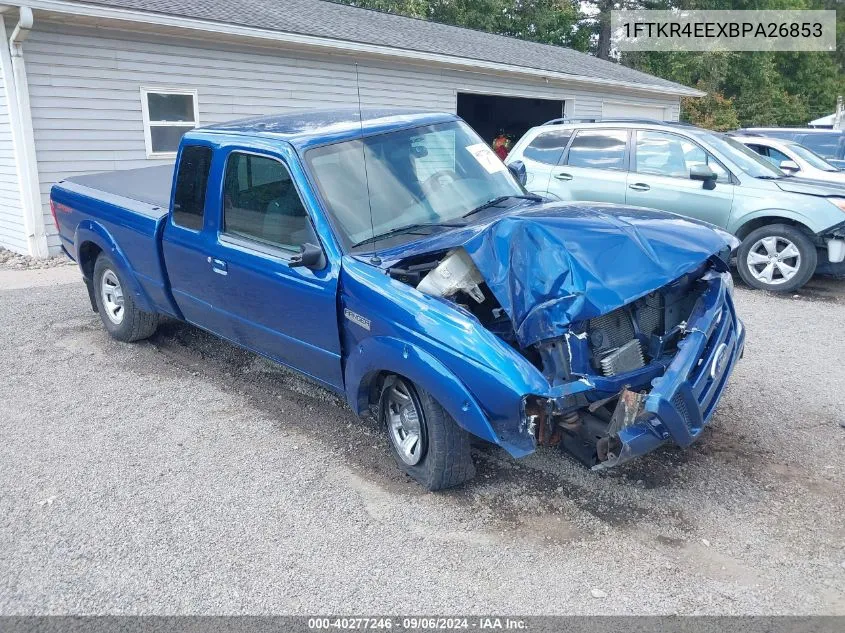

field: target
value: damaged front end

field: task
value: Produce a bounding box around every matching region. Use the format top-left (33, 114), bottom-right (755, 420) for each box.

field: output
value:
top-left (521, 266), bottom-right (744, 469)
top-left (385, 205), bottom-right (745, 469)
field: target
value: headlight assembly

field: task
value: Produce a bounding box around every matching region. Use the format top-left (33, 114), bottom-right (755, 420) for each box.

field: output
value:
top-left (722, 271), bottom-right (735, 297)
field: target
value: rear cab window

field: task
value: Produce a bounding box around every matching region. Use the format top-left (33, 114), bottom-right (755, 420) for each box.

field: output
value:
top-left (222, 151), bottom-right (317, 251)
top-left (564, 129), bottom-right (628, 170)
top-left (172, 144), bottom-right (213, 230)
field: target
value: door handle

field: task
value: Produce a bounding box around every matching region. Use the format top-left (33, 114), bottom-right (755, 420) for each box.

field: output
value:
top-left (629, 183), bottom-right (650, 192)
top-left (554, 172), bottom-right (573, 181)
top-left (208, 256), bottom-right (228, 276)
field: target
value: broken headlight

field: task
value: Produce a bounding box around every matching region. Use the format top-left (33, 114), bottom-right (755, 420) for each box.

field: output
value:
top-left (722, 271), bottom-right (735, 297)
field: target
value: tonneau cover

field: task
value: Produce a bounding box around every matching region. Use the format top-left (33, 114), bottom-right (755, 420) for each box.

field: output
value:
top-left (66, 164), bottom-right (174, 209)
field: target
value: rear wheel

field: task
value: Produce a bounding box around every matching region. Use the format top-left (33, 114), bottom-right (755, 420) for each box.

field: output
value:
top-left (381, 376), bottom-right (475, 491)
top-left (737, 224), bottom-right (817, 292)
top-left (93, 254), bottom-right (158, 342)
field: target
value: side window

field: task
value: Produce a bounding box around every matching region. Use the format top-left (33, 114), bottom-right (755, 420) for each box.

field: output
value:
top-left (800, 134), bottom-right (841, 159)
top-left (222, 152), bottom-right (316, 250)
top-left (522, 130), bottom-right (572, 165)
top-left (746, 144), bottom-right (767, 157)
top-left (635, 131), bottom-right (729, 183)
top-left (765, 147), bottom-right (791, 166)
top-left (172, 145), bottom-right (212, 231)
top-left (565, 129), bottom-right (627, 170)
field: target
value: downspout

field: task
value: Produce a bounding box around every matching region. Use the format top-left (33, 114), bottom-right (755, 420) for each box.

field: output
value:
top-left (1, 6), bottom-right (47, 257)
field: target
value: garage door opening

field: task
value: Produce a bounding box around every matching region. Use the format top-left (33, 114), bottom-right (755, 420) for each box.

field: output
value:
top-left (457, 93), bottom-right (564, 148)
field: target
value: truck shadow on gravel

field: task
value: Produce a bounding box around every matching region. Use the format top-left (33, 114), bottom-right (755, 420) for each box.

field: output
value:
top-left (135, 318), bottom-right (765, 539)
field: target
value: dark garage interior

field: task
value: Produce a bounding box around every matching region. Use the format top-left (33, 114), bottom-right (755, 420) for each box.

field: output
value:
top-left (457, 93), bottom-right (565, 147)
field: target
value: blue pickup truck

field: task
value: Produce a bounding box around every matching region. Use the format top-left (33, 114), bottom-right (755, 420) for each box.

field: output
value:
top-left (51, 108), bottom-right (745, 490)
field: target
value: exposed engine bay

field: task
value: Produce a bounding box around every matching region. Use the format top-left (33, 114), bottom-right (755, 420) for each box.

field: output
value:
top-left (388, 247), bottom-right (715, 468)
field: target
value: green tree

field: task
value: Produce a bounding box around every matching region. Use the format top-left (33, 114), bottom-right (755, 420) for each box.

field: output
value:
top-left (335, 0), bottom-right (845, 127)
top-left (337, 0), bottom-right (588, 50)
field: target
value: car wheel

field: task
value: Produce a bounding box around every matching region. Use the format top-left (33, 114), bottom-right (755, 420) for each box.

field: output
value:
top-left (380, 375), bottom-right (475, 491)
top-left (93, 254), bottom-right (159, 342)
top-left (737, 224), bottom-right (817, 292)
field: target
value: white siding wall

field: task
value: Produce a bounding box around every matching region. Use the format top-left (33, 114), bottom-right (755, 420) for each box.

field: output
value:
top-left (0, 51), bottom-right (26, 254)
top-left (23, 23), bottom-right (681, 253)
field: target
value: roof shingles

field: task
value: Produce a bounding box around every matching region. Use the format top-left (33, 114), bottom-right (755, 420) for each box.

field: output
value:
top-left (56, 0), bottom-right (696, 94)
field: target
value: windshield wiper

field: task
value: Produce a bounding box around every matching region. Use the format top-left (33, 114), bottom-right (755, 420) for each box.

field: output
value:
top-left (463, 194), bottom-right (542, 219)
top-left (351, 221), bottom-right (465, 249)
top-left (754, 174), bottom-right (783, 180)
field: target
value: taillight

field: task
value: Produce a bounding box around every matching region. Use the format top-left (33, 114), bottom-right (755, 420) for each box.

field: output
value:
top-left (49, 199), bottom-right (60, 231)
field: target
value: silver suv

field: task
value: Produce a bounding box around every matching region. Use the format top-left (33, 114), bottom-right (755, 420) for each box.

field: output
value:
top-left (506, 119), bottom-right (845, 292)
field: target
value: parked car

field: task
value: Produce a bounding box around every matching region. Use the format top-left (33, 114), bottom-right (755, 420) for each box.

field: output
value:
top-left (506, 119), bottom-right (845, 292)
top-left (50, 109), bottom-right (744, 490)
top-left (736, 128), bottom-right (845, 169)
top-left (732, 134), bottom-right (845, 184)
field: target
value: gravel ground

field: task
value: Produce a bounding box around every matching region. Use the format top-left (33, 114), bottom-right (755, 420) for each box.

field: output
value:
top-left (0, 269), bottom-right (844, 615)
top-left (0, 247), bottom-right (73, 271)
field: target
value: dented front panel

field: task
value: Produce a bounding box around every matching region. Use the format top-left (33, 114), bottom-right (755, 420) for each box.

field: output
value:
top-left (348, 200), bottom-right (743, 468)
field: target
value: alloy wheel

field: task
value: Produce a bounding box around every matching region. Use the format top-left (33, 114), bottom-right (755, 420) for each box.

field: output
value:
top-left (746, 236), bottom-right (801, 286)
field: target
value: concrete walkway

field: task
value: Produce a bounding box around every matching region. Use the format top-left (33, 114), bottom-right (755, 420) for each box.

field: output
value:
top-left (0, 266), bottom-right (80, 291)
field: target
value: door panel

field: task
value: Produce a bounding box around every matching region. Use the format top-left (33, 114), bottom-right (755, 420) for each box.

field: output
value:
top-left (209, 236), bottom-right (342, 388)
top-left (626, 130), bottom-right (734, 228)
top-left (205, 147), bottom-right (343, 390)
top-left (549, 128), bottom-right (628, 203)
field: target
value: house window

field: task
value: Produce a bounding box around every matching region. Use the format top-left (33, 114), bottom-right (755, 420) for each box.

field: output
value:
top-left (140, 88), bottom-right (199, 158)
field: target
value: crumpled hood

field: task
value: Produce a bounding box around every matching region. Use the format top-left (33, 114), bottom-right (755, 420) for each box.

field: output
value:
top-left (774, 176), bottom-right (845, 197)
top-left (459, 203), bottom-right (732, 347)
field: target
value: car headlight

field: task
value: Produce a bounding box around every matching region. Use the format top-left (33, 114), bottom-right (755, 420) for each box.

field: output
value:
top-left (722, 271), bottom-right (735, 297)
top-left (712, 227), bottom-right (741, 252)
top-left (829, 197), bottom-right (845, 213)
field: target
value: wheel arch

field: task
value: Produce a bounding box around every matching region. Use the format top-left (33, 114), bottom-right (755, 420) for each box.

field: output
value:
top-left (74, 221), bottom-right (156, 313)
top-left (344, 336), bottom-right (501, 447)
top-left (731, 213), bottom-right (816, 242)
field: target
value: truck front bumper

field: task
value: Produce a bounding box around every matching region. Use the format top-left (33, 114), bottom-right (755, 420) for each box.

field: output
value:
top-left (594, 275), bottom-right (745, 469)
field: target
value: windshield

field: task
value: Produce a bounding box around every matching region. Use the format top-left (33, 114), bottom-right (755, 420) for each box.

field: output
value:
top-left (305, 120), bottom-right (525, 251)
top-left (707, 133), bottom-right (785, 178)
top-left (788, 143), bottom-right (839, 171)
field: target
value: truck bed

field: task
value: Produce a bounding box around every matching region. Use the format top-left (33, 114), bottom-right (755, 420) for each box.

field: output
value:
top-left (66, 164), bottom-right (174, 210)
top-left (52, 164), bottom-right (178, 318)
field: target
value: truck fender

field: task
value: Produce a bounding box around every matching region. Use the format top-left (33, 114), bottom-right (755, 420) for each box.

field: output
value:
top-left (74, 221), bottom-right (156, 313)
top-left (344, 336), bottom-right (501, 446)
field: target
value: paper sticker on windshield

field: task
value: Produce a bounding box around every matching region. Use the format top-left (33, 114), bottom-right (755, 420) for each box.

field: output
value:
top-left (465, 143), bottom-right (507, 174)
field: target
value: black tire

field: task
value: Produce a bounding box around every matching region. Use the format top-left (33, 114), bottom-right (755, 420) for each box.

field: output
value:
top-left (93, 254), bottom-right (158, 342)
top-left (380, 376), bottom-right (475, 491)
top-left (736, 224), bottom-right (817, 292)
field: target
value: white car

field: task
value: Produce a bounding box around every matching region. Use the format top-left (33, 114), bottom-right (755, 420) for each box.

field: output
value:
top-left (734, 135), bottom-right (845, 184)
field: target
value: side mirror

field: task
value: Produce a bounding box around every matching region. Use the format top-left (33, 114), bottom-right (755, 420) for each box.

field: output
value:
top-left (507, 160), bottom-right (527, 187)
top-left (779, 159), bottom-right (800, 174)
top-left (689, 164), bottom-right (717, 190)
top-left (288, 242), bottom-right (325, 270)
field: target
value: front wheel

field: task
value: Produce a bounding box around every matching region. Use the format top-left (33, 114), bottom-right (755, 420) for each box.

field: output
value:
top-left (93, 254), bottom-right (159, 342)
top-left (736, 224), bottom-right (817, 292)
top-left (381, 376), bottom-right (475, 491)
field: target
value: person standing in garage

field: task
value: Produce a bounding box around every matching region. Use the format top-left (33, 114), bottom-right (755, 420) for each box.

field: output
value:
top-left (492, 129), bottom-right (512, 160)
